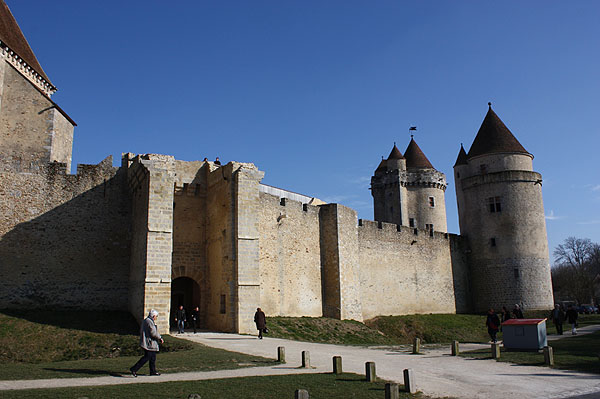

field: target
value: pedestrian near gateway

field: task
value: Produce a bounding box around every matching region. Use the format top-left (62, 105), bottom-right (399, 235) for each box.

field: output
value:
top-left (175, 305), bottom-right (186, 334)
top-left (486, 308), bottom-right (501, 343)
top-left (130, 309), bottom-right (163, 377)
top-left (254, 307), bottom-right (266, 339)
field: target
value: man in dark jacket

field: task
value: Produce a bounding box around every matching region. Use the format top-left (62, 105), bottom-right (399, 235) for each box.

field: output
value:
top-left (254, 307), bottom-right (266, 339)
top-left (191, 306), bottom-right (200, 334)
top-left (486, 308), bottom-right (501, 343)
top-left (130, 309), bottom-right (163, 377)
top-left (566, 305), bottom-right (578, 335)
top-left (549, 304), bottom-right (566, 335)
top-left (175, 305), bottom-right (186, 334)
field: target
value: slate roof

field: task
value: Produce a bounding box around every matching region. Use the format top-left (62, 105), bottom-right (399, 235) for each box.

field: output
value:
top-left (0, 0), bottom-right (52, 84)
top-left (467, 104), bottom-right (530, 158)
top-left (387, 144), bottom-right (405, 160)
top-left (404, 137), bottom-right (434, 169)
top-left (454, 144), bottom-right (468, 166)
top-left (375, 159), bottom-right (387, 173)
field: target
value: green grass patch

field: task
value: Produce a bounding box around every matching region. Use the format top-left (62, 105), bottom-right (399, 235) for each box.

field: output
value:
top-left (460, 330), bottom-right (600, 374)
top-left (267, 316), bottom-right (396, 345)
top-left (0, 310), bottom-right (273, 380)
top-left (0, 373), bottom-right (434, 399)
top-left (268, 314), bottom-right (495, 345)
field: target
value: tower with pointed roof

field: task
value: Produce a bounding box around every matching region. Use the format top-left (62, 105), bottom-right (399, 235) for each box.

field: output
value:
top-left (0, 0), bottom-right (75, 172)
top-left (371, 138), bottom-right (447, 232)
top-left (454, 103), bottom-right (553, 312)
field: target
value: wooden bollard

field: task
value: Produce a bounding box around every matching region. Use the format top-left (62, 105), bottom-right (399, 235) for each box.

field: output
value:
top-left (295, 389), bottom-right (309, 399)
top-left (385, 383), bottom-right (399, 399)
top-left (365, 361), bottom-right (376, 382)
top-left (301, 351), bottom-right (310, 368)
top-left (491, 343), bottom-right (500, 359)
top-left (277, 346), bottom-right (286, 363)
top-left (403, 368), bottom-right (416, 393)
top-left (544, 346), bottom-right (554, 366)
top-left (412, 337), bottom-right (421, 354)
top-left (332, 356), bottom-right (342, 374)
top-left (451, 340), bottom-right (459, 356)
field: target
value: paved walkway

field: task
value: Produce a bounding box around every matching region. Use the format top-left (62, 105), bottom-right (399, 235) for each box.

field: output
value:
top-left (0, 325), bottom-right (599, 398)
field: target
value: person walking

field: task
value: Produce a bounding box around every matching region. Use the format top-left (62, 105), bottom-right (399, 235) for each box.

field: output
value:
top-left (175, 305), bottom-right (186, 334)
top-left (486, 308), bottom-right (500, 343)
top-left (501, 306), bottom-right (512, 322)
top-left (191, 306), bottom-right (200, 334)
top-left (130, 309), bottom-right (163, 377)
top-left (566, 304), bottom-right (579, 335)
top-left (254, 307), bottom-right (266, 339)
top-left (512, 304), bottom-right (524, 319)
top-left (549, 304), bottom-right (565, 335)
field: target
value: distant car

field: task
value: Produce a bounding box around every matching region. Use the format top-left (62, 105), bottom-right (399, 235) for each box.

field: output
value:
top-left (578, 304), bottom-right (596, 314)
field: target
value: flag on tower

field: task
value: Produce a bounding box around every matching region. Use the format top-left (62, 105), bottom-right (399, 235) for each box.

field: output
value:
top-left (409, 126), bottom-right (417, 131)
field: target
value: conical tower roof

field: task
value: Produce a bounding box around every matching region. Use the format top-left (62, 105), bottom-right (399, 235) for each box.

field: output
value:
top-left (453, 144), bottom-right (468, 166)
top-left (467, 103), bottom-right (530, 159)
top-left (375, 158), bottom-right (387, 173)
top-left (387, 144), bottom-right (404, 160)
top-left (0, 0), bottom-right (52, 84)
top-left (404, 137), bottom-right (434, 169)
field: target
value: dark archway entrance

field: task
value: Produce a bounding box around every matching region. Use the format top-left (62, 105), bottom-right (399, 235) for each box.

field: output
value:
top-left (170, 277), bottom-right (201, 331)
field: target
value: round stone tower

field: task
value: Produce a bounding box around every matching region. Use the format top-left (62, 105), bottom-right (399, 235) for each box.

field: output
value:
top-left (371, 139), bottom-right (447, 233)
top-left (454, 104), bottom-right (553, 312)
top-left (371, 144), bottom-right (408, 226)
top-left (403, 137), bottom-right (447, 233)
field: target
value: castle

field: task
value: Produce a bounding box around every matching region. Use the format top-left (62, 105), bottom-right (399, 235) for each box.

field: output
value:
top-left (0, 1), bottom-right (554, 334)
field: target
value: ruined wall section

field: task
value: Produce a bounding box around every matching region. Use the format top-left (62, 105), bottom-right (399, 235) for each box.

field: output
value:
top-left (0, 61), bottom-right (73, 172)
top-left (357, 220), bottom-right (456, 320)
top-left (233, 164), bottom-right (264, 334)
top-left (320, 204), bottom-right (363, 321)
top-left (126, 154), bottom-right (174, 333)
top-left (206, 163), bottom-right (237, 332)
top-left (258, 193), bottom-right (322, 318)
top-left (171, 160), bottom-right (208, 326)
top-left (0, 157), bottom-right (130, 309)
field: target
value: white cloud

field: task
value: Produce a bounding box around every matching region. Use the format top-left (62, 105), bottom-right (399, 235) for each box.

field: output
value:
top-left (545, 210), bottom-right (563, 220)
top-left (592, 185), bottom-right (600, 192)
top-left (347, 176), bottom-right (371, 185)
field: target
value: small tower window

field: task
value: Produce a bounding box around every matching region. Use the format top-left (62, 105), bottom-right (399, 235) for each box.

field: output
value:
top-left (428, 197), bottom-right (435, 207)
top-left (514, 268), bottom-right (520, 279)
top-left (480, 164), bottom-right (488, 174)
top-left (490, 237), bottom-right (496, 247)
top-left (409, 218), bottom-right (415, 228)
top-left (220, 295), bottom-right (226, 314)
top-left (426, 224), bottom-right (434, 237)
top-left (488, 196), bottom-right (502, 213)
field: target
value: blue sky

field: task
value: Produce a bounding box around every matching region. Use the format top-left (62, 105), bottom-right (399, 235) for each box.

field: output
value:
top-left (8, 1), bottom-right (599, 260)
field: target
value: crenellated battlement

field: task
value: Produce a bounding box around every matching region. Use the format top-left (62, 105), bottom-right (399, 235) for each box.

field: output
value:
top-left (358, 218), bottom-right (449, 241)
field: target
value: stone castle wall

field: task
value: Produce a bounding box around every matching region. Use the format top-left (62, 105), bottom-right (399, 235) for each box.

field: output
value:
top-left (0, 157), bottom-right (130, 309)
top-left (258, 192), bottom-right (323, 318)
top-left (357, 219), bottom-right (458, 319)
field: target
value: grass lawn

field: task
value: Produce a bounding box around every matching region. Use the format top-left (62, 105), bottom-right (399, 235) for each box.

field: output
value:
top-left (0, 373), bottom-right (433, 399)
top-left (0, 310), bottom-right (273, 380)
top-left (460, 330), bottom-right (600, 374)
top-left (269, 314), bottom-right (493, 345)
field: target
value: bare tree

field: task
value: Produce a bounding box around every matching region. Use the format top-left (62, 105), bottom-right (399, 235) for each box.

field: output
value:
top-left (552, 237), bottom-right (598, 304)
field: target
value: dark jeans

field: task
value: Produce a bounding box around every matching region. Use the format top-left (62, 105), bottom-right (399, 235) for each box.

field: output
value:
top-left (488, 328), bottom-right (498, 342)
top-left (554, 322), bottom-right (563, 335)
top-left (131, 349), bottom-right (157, 374)
top-left (258, 328), bottom-right (263, 339)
